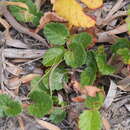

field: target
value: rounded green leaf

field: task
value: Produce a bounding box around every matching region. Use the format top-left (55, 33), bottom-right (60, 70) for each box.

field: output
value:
top-left (28, 91), bottom-right (53, 118)
top-left (64, 42), bottom-right (86, 68)
top-left (42, 47), bottom-right (64, 66)
top-left (79, 110), bottom-right (102, 130)
top-left (0, 94), bottom-right (22, 117)
top-left (71, 32), bottom-right (92, 48)
top-left (44, 22), bottom-right (69, 45)
top-left (49, 108), bottom-right (66, 124)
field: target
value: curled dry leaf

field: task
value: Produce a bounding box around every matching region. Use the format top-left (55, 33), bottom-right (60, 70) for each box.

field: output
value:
top-left (80, 0), bottom-right (103, 9)
top-left (81, 86), bottom-right (101, 97)
top-left (36, 119), bottom-right (61, 130)
top-left (103, 80), bottom-right (117, 109)
top-left (5, 62), bottom-right (23, 76)
top-left (20, 74), bottom-right (41, 83)
top-left (35, 12), bottom-right (66, 33)
top-left (0, 17), bottom-right (10, 31)
top-left (53, 0), bottom-right (96, 28)
top-left (0, 1), bottom-right (28, 9)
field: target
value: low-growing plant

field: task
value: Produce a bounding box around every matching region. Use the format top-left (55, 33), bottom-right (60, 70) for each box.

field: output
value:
top-left (0, 21), bottom-right (130, 129)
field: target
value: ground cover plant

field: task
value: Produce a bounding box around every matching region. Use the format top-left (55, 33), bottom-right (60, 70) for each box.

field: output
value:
top-left (0, 0), bottom-right (130, 130)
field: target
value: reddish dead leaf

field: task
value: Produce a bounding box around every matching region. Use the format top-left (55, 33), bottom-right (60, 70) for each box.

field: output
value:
top-left (81, 86), bottom-right (101, 97)
top-left (22, 103), bottom-right (29, 109)
top-left (71, 95), bottom-right (86, 102)
top-left (71, 80), bottom-right (82, 93)
top-left (35, 12), bottom-right (66, 33)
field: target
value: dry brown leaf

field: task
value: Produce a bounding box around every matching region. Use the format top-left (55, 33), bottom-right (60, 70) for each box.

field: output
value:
top-left (80, 0), bottom-right (103, 9)
top-left (81, 86), bottom-right (101, 97)
top-left (20, 74), bottom-right (41, 83)
top-left (102, 117), bottom-right (111, 130)
top-left (71, 95), bottom-right (86, 102)
top-left (35, 12), bottom-right (66, 33)
top-left (117, 75), bottom-right (130, 91)
top-left (0, 1), bottom-right (28, 9)
top-left (0, 17), bottom-right (10, 31)
top-left (17, 117), bottom-right (25, 130)
top-left (103, 80), bottom-right (117, 109)
top-left (53, 0), bottom-right (96, 28)
top-left (6, 62), bottom-right (23, 76)
top-left (36, 119), bottom-right (61, 130)
top-left (7, 77), bottom-right (21, 89)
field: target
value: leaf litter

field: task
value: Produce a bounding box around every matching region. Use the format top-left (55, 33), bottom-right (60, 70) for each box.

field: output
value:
top-left (0, 0), bottom-right (130, 130)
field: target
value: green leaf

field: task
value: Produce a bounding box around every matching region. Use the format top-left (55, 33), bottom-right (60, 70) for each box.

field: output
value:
top-left (30, 76), bottom-right (48, 92)
top-left (80, 51), bottom-right (97, 86)
top-left (9, 0), bottom-right (42, 25)
top-left (28, 91), bottom-right (53, 118)
top-left (42, 68), bottom-right (68, 91)
top-left (0, 94), bottom-right (22, 117)
top-left (80, 65), bottom-right (97, 86)
top-left (64, 42), bottom-right (86, 68)
top-left (79, 110), bottom-right (102, 130)
top-left (71, 32), bottom-right (92, 48)
top-left (95, 46), bottom-right (115, 75)
top-left (49, 108), bottom-right (66, 124)
top-left (117, 48), bottom-right (130, 64)
top-left (44, 22), bottom-right (69, 45)
top-left (85, 93), bottom-right (104, 110)
top-left (42, 47), bottom-right (64, 67)
top-left (111, 38), bottom-right (130, 53)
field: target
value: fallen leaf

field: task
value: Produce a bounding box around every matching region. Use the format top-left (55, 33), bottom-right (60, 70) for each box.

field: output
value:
top-left (20, 74), bottom-right (41, 83)
top-left (6, 62), bottom-right (22, 76)
top-left (102, 117), bottom-right (111, 130)
top-left (117, 75), bottom-right (130, 91)
top-left (0, 17), bottom-right (10, 31)
top-left (71, 95), bottom-right (86, 102)
top-left (35, 12), bottom-right (66, 33)
top-left (0, 1), bottom-right (28, 9)
top-left (53, 0), bottom-right (96, 28)
top-left (103, 80), bottom-right (117, 109)
top-left (36, 119), bottom-right (61, 130)
top-left (17, 117), bottom-right (25, 130)
top-left (80, 0), bottom-right (103, 9)
top-left (81, 86), bottom-right (101, 97)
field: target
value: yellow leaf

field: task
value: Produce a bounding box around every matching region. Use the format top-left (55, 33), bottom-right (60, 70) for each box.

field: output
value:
top-left (53, 0), bottom-right (96, 28)
top-left (81, 0), bottom-right (103, 9)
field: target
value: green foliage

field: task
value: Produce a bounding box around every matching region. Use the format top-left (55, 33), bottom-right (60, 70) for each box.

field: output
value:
top-left (85, 92), bottom-right (104, 110)
top-left (49, 108), bottom-right (66, 124)
top-left (30, 76), bottom-right (48, 92)
top-left (9, 0), bottom-right (42, 25)
top-left (28, 91), bottom-right (53, 118)
top-left (117, 48), bottom-right (130, 64)
top-left (43, 22), bottom-right (69, 45)
top-left (95, 46), bottom-right (115, 75)
top-left (80, 51), bottom-right (97, 86)
top-left (80, 66), bottom-right (97, 86)
top-left (0, 94), bottom-right (22, 117)
top-left (111, 38), bottom-right (130, 53)
top-left (42, 67), bottom-right (68, 91)
top-left (64, 42), bottom-right (86, 68)
top-left (71, 32), bottom-right (92, 48)
top-left (42, 47), bottom-right (65, 66)
top-left (79, 110), bottom-right (102, 130)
